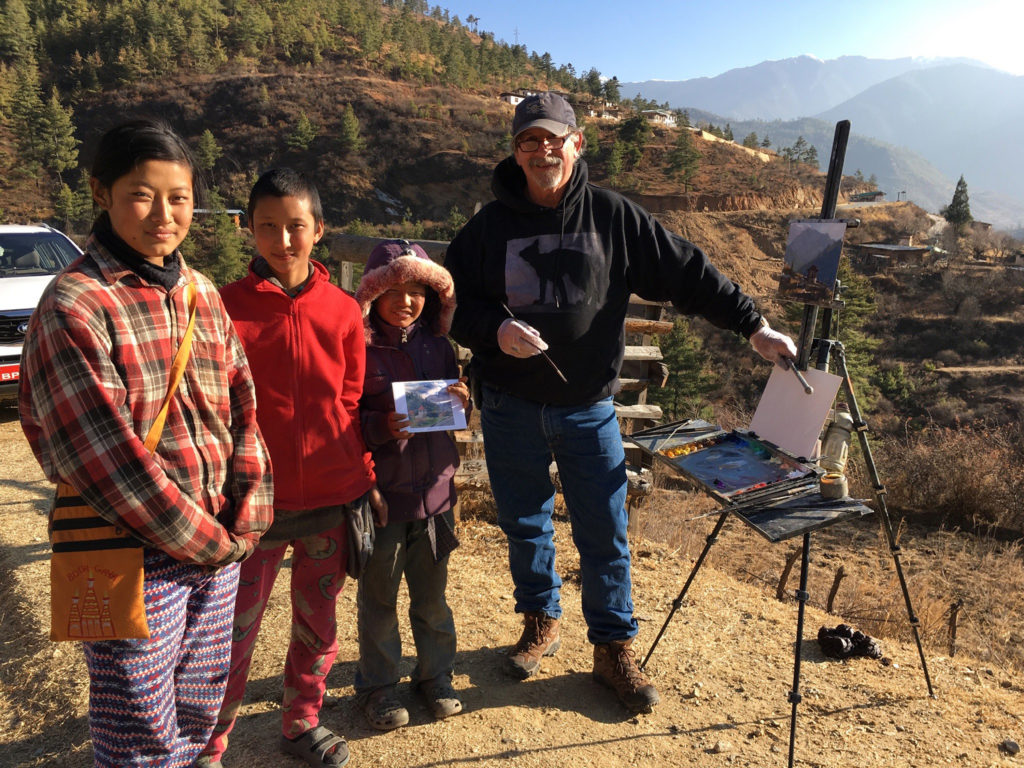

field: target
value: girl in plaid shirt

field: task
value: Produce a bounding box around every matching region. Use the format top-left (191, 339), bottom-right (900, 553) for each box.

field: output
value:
top-left (19, 119), bottom-right (273, 768)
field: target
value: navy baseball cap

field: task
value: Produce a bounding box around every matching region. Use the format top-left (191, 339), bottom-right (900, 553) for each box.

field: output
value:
top-left (512, 92), bottom-right (577, 138)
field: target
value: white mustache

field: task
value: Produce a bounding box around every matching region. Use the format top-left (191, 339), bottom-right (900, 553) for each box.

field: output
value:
top-left (530, 158), bottom-right (561, 168)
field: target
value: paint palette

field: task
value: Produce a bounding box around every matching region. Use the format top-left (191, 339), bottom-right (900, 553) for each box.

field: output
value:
top-left (626, 419), bottom-right (873, 542)
top-left (670, 432), bottom-right (810, 497)
top-left (628, 420), bottom-right (815, 501)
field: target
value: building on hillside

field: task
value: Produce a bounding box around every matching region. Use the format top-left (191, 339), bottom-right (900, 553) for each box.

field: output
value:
top-left (499, 89), bottom-right (571, 106)
top-left (969, 220), bottom-right (992, 234)
top-left (641, 109), bottom-right (677, 127)
top-left (576, 99), bottom-right (624, 121)
top-left (498, 90), bottom-right (540, 106)
top-left (194, 208), bottom-right (245, 228)
top-left (848, 241), bottom-right (933, 272)
top-left (848, 190), bottom-right (886, 203)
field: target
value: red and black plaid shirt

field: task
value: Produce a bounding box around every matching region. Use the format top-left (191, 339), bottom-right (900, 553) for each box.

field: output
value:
top-left (19, 238), bottom-right (273, 565)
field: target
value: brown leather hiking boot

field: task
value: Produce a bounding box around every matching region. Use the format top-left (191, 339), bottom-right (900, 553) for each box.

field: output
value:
top-left (593, 638), bottom-right (660, 713)
top-left (504, 611), bottom-right (561, 679)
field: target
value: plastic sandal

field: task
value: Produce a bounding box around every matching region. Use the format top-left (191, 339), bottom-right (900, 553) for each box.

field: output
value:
top-left (280, 725), bottom-right (350, 767)
top-left (418, 678), bottom-right (463, 719)
top-left (364, 687), bottom-right (410, 731)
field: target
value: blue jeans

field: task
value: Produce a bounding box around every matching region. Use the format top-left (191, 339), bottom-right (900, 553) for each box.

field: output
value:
top-left (481, 385), bottom-right (637, 644)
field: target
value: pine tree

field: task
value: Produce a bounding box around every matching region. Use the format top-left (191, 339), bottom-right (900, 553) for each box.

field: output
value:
top-left (803, 144), bottom-right (818, 168)
top-left (338, 104), bottom-right (363, 152)
top-left (53, 183), bottom-right (77, 232)
top-left (602, 76), bottom-right (620, 103)
top-left (582, 124), bottom-right (599, 156)
top-left (618, 114), bottom-right (650, 149)
top-left (665, 128), bottom-right (700, 190)
top-left (606, 140), bottom-right (624, 183)
top-left (0, 0), bottom-right (35, 63)
top-left (286, 112), bottom-right (318, 151)
top-left (647, 317), bottom-right (719, 420)
top-left (582, 67), bottom-right (602, 98)
top-left (38, 87), bottom-right (79, 180)
top-left (53, 178), bottom-right (92, 233)
top-left (10, 62), bottom-right (45, 168)
top-left (441, 41), bottom-right (469, 86)
top-left (0, 61), bottom-right (17, 120)
top-left (186, 190), bottom-right (247, 287)
top-left (942, 175), bottom-right (972, 235)
top-left (195, 129), bottom-right (222, 172)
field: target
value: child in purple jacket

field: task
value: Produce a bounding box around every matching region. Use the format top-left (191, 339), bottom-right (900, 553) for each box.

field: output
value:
top-left (353, 240), bottom-right (469, 730)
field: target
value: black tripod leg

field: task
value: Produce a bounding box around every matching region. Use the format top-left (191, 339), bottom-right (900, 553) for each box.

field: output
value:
top-left (834, 347), bottom-right (935, 697)
top-left (787, 532), bottom-right (811, 768)
top-left (640, 509), bottom-right (729, 671)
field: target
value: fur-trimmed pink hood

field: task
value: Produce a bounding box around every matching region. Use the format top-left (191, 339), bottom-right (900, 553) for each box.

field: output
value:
top-left (354, 239), bottom-right (455, 343)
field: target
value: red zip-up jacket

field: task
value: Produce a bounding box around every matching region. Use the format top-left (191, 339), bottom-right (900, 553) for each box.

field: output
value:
top-left (220, 260), bottom-right (375, 517)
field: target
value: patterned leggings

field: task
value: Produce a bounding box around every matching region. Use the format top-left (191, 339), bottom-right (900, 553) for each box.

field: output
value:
top-left (83, 549), bottom-right (240, 768)
top-left (202, 525), bottom-right (347, 762)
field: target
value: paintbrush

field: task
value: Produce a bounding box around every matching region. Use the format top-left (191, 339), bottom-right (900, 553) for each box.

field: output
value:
top-left (500, 303), bottom-right (568, 383)
top-left (783, 357), bottom-right (814, 395)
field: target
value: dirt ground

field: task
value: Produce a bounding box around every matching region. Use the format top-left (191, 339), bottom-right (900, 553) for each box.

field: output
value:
top-left (1, 406), bottom-right (1022, 768)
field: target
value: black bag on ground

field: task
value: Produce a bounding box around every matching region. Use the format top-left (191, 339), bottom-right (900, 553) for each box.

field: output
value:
top-left (344, 491), bottom-right (376, 579)
top-left (817, 624), bottom-right (883, 660)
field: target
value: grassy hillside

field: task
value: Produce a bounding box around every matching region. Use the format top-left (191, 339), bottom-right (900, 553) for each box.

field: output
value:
top-left (3, 1), bottom-right (1023, 537)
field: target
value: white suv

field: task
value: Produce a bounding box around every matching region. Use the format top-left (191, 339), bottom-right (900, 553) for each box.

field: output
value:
top-left (0, 224), bottom-right (84, 402)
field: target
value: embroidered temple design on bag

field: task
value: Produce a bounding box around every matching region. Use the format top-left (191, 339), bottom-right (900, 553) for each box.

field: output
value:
top-left (66, 570), bottom-right (118, 639)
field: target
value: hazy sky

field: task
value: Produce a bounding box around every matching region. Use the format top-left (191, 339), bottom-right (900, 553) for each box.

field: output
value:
top-left (437, 0), bottom-right (1023, 82)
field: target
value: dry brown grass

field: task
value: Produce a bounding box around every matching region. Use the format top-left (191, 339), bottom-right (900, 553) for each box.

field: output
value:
top-left (877, 422), bottom-right (1024, 534)
top-left (627, 463), bottom-right (1024, 678)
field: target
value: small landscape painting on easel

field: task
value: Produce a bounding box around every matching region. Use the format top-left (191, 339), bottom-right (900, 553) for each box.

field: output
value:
top-left (776, 219), bottom-right (847, 306)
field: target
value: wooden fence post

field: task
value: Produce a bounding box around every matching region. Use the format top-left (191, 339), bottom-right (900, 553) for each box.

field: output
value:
top-left (826, 565), bottom-right (846, 613)
top-left (338, 261), bottom-right (354, 292)
top-left (948, 598), bottom-right (964, 657)
top-left (776, 547), bottom-right (801, 601)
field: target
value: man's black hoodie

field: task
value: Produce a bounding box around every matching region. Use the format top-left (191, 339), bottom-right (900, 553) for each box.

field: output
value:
top-left (445, 157), bottom-right (763, 406)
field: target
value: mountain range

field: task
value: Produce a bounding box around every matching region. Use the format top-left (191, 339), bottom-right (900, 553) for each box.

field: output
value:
top-left (623, 56), bottom-right (1024, 232)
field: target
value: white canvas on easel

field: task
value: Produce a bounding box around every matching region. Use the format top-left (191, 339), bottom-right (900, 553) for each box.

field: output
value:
top-left (748, 365), bottom-right (843, 460)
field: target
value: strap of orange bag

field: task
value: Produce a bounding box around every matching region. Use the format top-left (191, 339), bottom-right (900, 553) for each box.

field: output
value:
top-left (143, 280), bottom-right (197, 453)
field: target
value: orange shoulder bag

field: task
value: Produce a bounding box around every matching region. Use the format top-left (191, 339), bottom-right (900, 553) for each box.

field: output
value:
top-left (49, 281), bottom-right (197, 642)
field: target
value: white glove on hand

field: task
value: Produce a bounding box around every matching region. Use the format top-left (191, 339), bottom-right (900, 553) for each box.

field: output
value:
top-left (498, 318), bottom-right (548, 359)
top-left (750, 324), bottom-right (798, 367)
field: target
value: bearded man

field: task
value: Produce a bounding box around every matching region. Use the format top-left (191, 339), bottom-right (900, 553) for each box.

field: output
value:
top-left (444, 92), bottom-right (797, 713)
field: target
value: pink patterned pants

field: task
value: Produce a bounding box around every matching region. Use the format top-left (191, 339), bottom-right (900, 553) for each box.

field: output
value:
top-left (201, 525), bottom-right (347, 761)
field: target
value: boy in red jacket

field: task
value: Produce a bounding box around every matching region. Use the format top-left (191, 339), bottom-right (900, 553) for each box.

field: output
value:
top-left (198, 169), bottom-right (384, 768)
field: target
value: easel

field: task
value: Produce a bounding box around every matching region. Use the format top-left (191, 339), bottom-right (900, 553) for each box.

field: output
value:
top-left (635, 121), bottom-right (934, 768)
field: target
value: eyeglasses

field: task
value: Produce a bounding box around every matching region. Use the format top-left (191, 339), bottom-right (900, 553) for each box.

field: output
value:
top-left (515, 134), bottom-right (571, 153)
